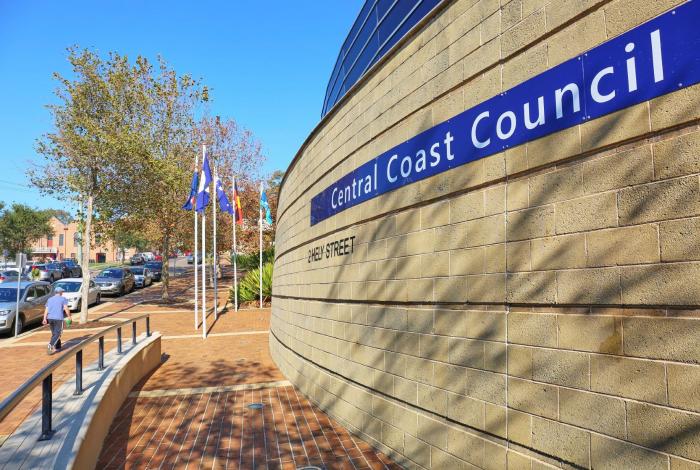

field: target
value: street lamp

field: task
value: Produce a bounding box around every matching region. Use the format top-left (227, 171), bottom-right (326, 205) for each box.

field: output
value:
top-left (63, 227), bottom-right (68, 260)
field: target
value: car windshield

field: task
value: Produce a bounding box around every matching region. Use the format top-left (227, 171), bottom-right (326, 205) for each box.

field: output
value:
top-left (98, 269), bottom-right (122, 278)
top-left (0, 288), bottom-right (24, 302)
top-left (130, 268), bottom-right (144, 275)
top-left (53, 281), bottom-right (81, 293)
top-left (1, 271), bottom-right (17, 277)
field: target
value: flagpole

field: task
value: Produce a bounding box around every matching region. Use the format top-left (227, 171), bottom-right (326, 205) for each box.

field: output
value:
top-left (213, 167), bottom-right (218, 321)
top-left (201, 145), bottom-right (207, 340)
top-left (194, 151), bottom-right (199, 331)
top-left (232, 174), bottom-right (238, 312)
top-left (259, 181), bottom-right (263, 309)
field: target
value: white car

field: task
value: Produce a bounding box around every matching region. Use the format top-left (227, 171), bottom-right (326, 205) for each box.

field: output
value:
top-left (141, 252), bottom-right (156, 261)
top-left (51, 279), bottom-right (101, 311)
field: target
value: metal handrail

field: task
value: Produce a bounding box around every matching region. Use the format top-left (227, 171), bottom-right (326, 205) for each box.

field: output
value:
top-left (0, 313), bottom-right (152, 440)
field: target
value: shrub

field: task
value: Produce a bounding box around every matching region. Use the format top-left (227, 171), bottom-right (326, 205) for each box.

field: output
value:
top-left (229, 261), bottom-right (272, 303)
top-left (229, 247), bottom-right (274, 271)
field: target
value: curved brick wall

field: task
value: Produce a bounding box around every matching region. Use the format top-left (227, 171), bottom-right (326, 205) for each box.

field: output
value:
top-left (271, 0), bottom-right (700, 468)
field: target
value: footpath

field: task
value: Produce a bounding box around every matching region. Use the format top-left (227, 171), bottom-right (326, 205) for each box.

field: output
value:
top-left (0, 272), bottom-right (398, 469)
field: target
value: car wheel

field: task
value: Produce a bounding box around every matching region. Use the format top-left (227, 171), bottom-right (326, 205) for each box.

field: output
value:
top-left (76, 299), bottom-right (82, 311)
top-left (95, 294), bottom-right (101, 305)
top-left (119, 286), bottom-right (125, 296)
top-left (15, 314), bottom-right (24, 334)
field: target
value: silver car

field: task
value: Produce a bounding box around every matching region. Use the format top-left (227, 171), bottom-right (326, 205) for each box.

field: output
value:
top-left (0, 281), bottom-right (52, 334)
top-left (0, 270), bottom-right (29, 283)
top-left (51, 279), bottom-right (101, 311)
top-left (26, 263), bottom-right (63, 283)
top-left (130, 267), bottom-right (153, 288)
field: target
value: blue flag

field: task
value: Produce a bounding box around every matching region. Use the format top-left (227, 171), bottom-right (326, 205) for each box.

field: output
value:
top-left (195, 154), bottom-right (213, 212)
top-left (215, 174), bottom-right (234, 215)
top-left (260, 189), bottom-right (272, 224)
top-left (182, 171), bottom-right (198, 211)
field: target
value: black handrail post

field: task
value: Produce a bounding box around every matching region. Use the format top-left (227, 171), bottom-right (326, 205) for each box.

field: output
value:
top-left (38, 374), bottom-right (52, 441)
top-left (117, 327), bottom-right (122, 354)
top-left (146, 315), bottom-right (151, 337)
top-left (74, 350), bottom-right (83, 395)
top-left (98, 336), bottom-right (105, 370)
top-left (132, 321), bottom-right (137, 346)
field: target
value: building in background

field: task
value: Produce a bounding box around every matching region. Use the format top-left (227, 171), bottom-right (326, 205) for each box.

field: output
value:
top-left (30, 216), bottom-right (134, 263)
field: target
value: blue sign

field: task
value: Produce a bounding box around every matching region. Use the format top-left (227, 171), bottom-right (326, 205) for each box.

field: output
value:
top-left (311, 1), bottom-right (700, 226)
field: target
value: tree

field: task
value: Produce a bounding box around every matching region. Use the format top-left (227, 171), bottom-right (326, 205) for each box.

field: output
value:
top-left (31, 47), bottom-right (153, 322)
top-left (0, 204), bottom-right (54, 256)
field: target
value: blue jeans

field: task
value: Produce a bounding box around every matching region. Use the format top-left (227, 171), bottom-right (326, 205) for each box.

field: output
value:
top-left (49, 319), bottom-right (63, 350)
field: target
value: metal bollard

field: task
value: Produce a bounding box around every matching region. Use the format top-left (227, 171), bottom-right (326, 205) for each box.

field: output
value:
top-left (38, 374), bottom-right (53, 441)
top-left (146, 316), bottom-right (151, 337)
top-left (132, 321), bottom-right (137, 346)
top-left (98, 336), bottom-right (105, 370)
top-left (117, 327), bottom-right (122, 354)
top-left (74, 350), bottom-right (83, 395)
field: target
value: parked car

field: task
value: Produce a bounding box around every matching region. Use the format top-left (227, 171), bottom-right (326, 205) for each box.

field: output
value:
top-left (141, 252), bottom-right (156, 262)
top-left (154, 254), bottom-right (163, 261)
top-left (51, 279), bottom-right (101, 311)
top-left (26, 263), bottom-right (63, 283)
top-left (0, 270), bottom-right (29, 283)
top-left (187, 253), bottom-right (202, 264)
top-left (144, 261), bottom-right (163, 281)
top-left (94, 268), bottom-right (135, 296)
top-left (0, 281), bottom-right (52, 334)
top-left (51, 262), bottom-right (73, 279)
top-left (130, 267), bottom-right (153, 288)
top-left (130, 254), bottom-right (145, 265)
top-left (62, 259), bottom-right (83, 277)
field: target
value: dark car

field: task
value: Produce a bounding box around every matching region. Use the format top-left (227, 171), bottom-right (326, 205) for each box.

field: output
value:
top-left (130, 254), bottom-right (145, 265)
top-left (94, 267), bottom-right (135, 296)
top-left (144, 261), bottom-right (163, 281)
top-left (49, 262), bottom-right (71, 279)
top-left (62, 259), bottom-right (83, 277)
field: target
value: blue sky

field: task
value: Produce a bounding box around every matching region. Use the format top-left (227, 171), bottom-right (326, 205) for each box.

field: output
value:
top-left (0, 0), bottom-right (363, 210)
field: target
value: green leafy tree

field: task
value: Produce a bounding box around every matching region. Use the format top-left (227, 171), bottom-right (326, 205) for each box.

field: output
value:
top-left (31, 47), bottom-right (153, 322)
top-left (0, 204), bottom-right (54, 256)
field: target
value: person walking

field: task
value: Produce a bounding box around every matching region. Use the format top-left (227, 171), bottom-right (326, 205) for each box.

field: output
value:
top-left (42, 287), bottom-right (72, 355)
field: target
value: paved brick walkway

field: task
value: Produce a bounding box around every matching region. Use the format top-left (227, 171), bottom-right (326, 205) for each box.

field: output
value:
top-left (0, 266), bottom-right (398, 468)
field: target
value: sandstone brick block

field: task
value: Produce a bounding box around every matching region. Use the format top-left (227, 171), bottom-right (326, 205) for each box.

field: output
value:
top-left (505, 145), bottom-right (528, 175)
top-left (508, 312), bottom-right (557, 347)
top-left (556, 268), bottom-right (621, 305)
top-left (434, 362), bottom-right (468, 394)
top-left (501, 0), bottom-right (522, 31)
top-left (407, 229), bottom-right (436, 255)
top-left (502, 8), bottom-right (545, 57)
top-left (432, 447), bottom-right (468, 470)
top-left (531, 418), bottom-right (590, 468)
top-left (397, 209), bottom-right (422, 234)
top-left (484, 341), bottom-right (507, 373)
top-left (466, 214), bottom-right (505, 247)
top-left (417, 413), bottom-right (449, 449)
top-left (527, 126), bottom-right (581, 168)
top-left (507, 206), bottom-right (555, 241)
top-left (590, 354), bottom-right (667, 404)
top-left (502, 42), bottom-right (547, 90)
top-left (483, 244), bottom-right (506, 273)
top-left (583, 145), bottom-right (654, 194)
top-left (447, 426), bottom-right (485, 468)
top-left (531, 233), bottom-right (586, 270)
top-left (586, 225), bottom-right (660, 267)
top-left (508, 344), bottom-right (533, 379)
top-left (506, 178), bottom-right (529, 211)
top-left (507, 408), bottom-right (532, 447)
top-left (466, 310), bottom-right (506, 341)
top-left (435, 276), bottom-right (468, 302)
top-left (434, 309), bottom-right (467, 336)
top-left (558, 314), bottom-right (622, 354)
top-left (394, 376), bottom-right (418, 405)
top-left (660, 218), bottom-right (700, 262)
top-left (532, 348), bottom-right (589, 389)
top-left (506, 240), bottom-right (531, 272)
top-left (485, 402), bottom-right (507, 438)
top-left (406, 278), bottom-right (434, 302)
top-left (529, 166), bottom-right (584, 206)
top-left (421, 252), bottom-right (450, 278)
top-left (451, 247), bottom-right (484, 276)
top-left (555, 192), bottom-right (617, 234)
top-left (627, 401), bottom-right (700, 461)
top-left (581, 103), bottom-right (650, 153)
top-left (419, 333), bottom-right (450, 362)
top-left (484, 185), bottom-right (505, 216)
top-left (618, 176), bottom-right (700, 226)
top-left (382, 422), bottom-right (405, 455)
top-left (406, 308), bottom-right (434, 334)
top-left (468, 273), bottom-right (506, 303)
top-left (450, 191), bottom-right (485, 223)
top-left (396, 255), bottom-right (422, 280)
top-left (591, 433), bottom-right (668, 470)
top-left (621, 263), bottom-right (700, 307)
top-left (406, 356), bottom-right (434, 385)
top-left (605, 0), bottom-right (686, 37)
top-left (545, 0), bottom-right (605, 30)
top-left (466, 368), bottom-right (506, 405)
top-left (421, 201), bottom-right (450, 230)
top-left (447, 391), bottom-right (485, 428)
top-left (449, 337), bottom-right (485, 368)
top-left (436, 223), bottom-right (469, 251)
top-left (404, 433), bottom-right (431, 469)
top-left (668, 363), bottom-right (700, 413)
top-left (548, 10), bottom-right (605, 66)
top-left (559, 387), bottom-right (626, 438)
top-left (508, 377), bottom-right (558, 419)
top-left (506, 271), bottom-right (556, 304)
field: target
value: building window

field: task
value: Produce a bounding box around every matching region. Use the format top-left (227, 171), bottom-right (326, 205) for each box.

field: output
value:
top-left (74, 233), bottom-right (80, 247)
top-left (59, 234), bottom-right (64, 246)
top-left (47, 234), bottom-right (53, 247)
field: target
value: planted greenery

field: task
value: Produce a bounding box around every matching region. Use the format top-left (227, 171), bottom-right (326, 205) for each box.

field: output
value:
top-left (229, 262), bottom-right (273, 303)
top-left (229, 247), bottom-right (274, 271)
